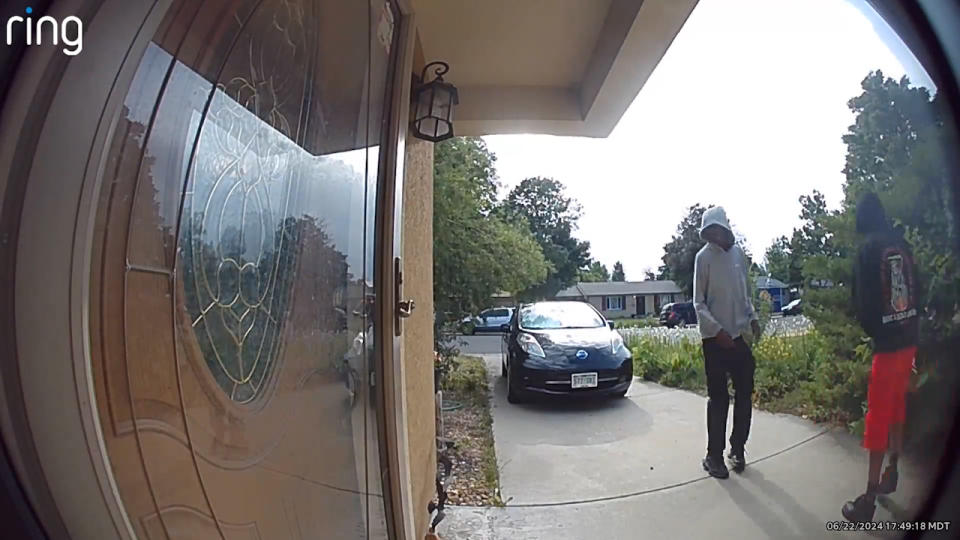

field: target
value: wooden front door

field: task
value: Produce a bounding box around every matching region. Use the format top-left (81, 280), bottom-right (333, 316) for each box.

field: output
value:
top-left (88, 1), bottom-right (399, 538)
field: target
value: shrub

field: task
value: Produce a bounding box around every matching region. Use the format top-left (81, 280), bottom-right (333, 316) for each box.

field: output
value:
top-left (630, 331), bottom-right (876, 426)
top-left (631, 336), bottom-right (704, 390)
top-left (442, 355), bottom-right (489, 403)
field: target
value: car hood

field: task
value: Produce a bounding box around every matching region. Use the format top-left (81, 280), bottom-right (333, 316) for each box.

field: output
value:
top-left (525, 327), bottom-right (610, 347)
top-left (521, 327), bottom-right (625, 370)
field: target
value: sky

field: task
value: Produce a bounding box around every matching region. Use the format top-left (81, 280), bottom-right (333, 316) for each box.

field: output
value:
top-left (482, 0), bottom-right (934, 281)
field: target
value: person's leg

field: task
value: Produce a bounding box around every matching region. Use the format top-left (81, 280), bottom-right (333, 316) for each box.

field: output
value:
top-left (703, 340), bottom-right (730, 457)
top-left (702, 340), bottom-right (730, 478)
top-left (879, 346), bottom-right (915, 494)
top-left (729, 338), bottom-right (756, 454)
top-left (889, 423), bottom-right (904, 461)
top-left (845, 353), bottom-right (892, 521)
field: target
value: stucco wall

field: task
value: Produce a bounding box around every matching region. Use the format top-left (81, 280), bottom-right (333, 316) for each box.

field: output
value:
top-left (401, 134), bottom-right (436, 538)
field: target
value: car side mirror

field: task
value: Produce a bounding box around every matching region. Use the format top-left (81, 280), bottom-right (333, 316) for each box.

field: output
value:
top-left (500, 324), bottom-right (509, 332)
top-left (608, 321), bottom-right (615, 330)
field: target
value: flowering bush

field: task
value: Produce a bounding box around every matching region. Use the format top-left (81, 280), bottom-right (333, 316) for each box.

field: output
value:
top-left (628, 331), bottom-right (871, 426)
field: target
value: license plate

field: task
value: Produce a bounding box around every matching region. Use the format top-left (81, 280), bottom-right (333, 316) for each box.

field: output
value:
top-left (571, 372), bottom-right (598, 389)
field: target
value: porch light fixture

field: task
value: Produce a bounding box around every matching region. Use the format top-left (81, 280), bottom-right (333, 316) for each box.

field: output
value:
top-left (411, 61), bottom-right (459, 142)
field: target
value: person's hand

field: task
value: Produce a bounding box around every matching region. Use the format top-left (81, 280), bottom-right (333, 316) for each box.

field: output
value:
top-left (751, 320), bottom-right (761, 342)
top-left (715, 330), bottom-right (736, 349)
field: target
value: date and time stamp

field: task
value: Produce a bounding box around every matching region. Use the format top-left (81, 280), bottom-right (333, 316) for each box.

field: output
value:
top-left (825, 520), bottom-right (952, 532)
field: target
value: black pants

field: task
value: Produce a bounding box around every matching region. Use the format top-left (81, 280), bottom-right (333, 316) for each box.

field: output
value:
top-left (703, 337), bottom-right (756, 457)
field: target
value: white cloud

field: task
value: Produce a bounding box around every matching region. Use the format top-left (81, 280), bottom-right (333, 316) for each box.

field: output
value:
top-left (483, 0), bottom-right (931, 279)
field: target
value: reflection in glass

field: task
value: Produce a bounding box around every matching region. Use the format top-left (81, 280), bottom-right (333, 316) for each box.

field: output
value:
top-left (179, 89), bottom-right (305, 404)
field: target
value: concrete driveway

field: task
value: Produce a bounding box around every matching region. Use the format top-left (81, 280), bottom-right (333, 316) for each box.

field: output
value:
top-left (440, 352), bottom-right (932, 540)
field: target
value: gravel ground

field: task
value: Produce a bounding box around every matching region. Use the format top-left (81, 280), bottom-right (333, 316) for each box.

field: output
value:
top-left (618, 315), bottom-right (813, 343)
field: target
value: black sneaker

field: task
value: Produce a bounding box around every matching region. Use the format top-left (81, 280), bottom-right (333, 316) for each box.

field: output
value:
top-left (842, 493), bottom-right (876, 522)
top-left (877, 466), bottom-right (898, 494)
top-left (727, 448), bottom-right (746, 473)
top-left (702, 454), bottom-right (729, 479)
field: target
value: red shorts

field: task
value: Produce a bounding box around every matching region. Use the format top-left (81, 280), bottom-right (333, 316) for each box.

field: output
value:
top-left (863, 346), bottom-right (916, 451)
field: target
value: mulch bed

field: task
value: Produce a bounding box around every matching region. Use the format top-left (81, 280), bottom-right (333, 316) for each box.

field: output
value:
top-left (439, 388), bottom-right (501, 506)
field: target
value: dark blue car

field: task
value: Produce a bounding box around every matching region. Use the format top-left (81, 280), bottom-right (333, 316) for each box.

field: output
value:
top-left (659, 301), bottom-right (697, 328)
top-left (500, 301), bottom-right (633, 403)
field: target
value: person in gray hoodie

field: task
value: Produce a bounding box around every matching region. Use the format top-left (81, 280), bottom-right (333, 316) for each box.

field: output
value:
top-left (693, 206), bottom-right (761, 479)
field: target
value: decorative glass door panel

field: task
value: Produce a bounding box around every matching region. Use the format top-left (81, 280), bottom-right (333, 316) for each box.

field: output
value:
top-left (89, 1), bottom-right (397, 538)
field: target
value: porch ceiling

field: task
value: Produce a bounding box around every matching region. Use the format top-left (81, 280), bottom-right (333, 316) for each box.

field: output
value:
top-left (410, 0), bottom-right (699, 138)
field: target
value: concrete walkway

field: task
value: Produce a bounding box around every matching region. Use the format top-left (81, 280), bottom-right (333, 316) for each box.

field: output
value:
top-left (439, 354), bottom-right (931, 540)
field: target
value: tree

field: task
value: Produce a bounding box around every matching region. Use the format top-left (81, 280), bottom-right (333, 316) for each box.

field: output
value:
top-left (841, 70), bottom-right (937, 207)
top-left (658, 204), bottom-right (707, 297)
top-left (501, 177), bottom-right (592, 298)
top-left (579, 261), bottom-right (609, 282)
top-left (793, 191), bottom-right (836, 258)
top-left (434, 136), bottom-right (500, 214)
top-left (643, 268), bottom-right (657, 281)
top-left (611, 261), bottom-right (626, 281)
top-left (433, 139), bottom-right (549, 329)
top-left (763, 236), bottom-right (795, 283)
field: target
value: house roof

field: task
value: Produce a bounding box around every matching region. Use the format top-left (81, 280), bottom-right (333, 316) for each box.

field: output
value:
top-left (756, 276), bottom-right (789, 290)
top-left (411, 0), bottom-right (699, 137)
top-left (555, 280), bottom-right (682, 297)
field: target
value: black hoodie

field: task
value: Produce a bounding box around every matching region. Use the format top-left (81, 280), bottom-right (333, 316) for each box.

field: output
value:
top-left (852, 194), bottom-right (919, 352)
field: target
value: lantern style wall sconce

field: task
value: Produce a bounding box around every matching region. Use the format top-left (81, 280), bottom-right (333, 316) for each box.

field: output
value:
top-left (410, 61), bottom-right (459, 142)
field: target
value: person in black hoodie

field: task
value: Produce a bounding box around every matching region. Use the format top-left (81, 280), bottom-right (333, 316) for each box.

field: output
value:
top-left (842, 192), bottom-right (920, 522)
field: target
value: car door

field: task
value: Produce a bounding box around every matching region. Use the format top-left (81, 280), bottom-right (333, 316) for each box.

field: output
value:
top-left (478, 309), bottom-right (493, 328)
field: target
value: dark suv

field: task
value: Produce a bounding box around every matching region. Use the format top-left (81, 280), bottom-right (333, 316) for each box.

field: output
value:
top-left (659, 302), bottom-right (697, 328)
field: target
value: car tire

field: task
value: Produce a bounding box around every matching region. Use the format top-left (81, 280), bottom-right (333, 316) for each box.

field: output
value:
top-left (501, 360), bottom-right (507, 378)
top-left (506, 366), bottom-right (525, 404)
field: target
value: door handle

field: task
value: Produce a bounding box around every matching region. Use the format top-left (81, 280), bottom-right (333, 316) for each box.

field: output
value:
top-left (398, 299), bottom-right (416, 318)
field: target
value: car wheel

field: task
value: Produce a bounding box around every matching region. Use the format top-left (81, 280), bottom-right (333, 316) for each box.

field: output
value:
top-left (501, 359), bottom-right (507, 378)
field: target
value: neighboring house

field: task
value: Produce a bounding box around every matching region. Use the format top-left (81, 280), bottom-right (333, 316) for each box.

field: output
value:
top-left (490, 291), bottom-right (516, 308)
top-left (756, 276), bottom-right (790, 312)
top-left (556, 281), bottom-right (686, 319)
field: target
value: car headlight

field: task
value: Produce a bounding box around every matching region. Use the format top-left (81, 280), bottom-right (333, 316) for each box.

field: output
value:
top-left (517, 333), bottom-right (545, 357)
top-left (611, 332), bottom-right (627, 355)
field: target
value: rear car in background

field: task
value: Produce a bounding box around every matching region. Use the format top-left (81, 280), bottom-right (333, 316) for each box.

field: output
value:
top-left (659, 301), bottom-right (697, 328)
top-left (501, 301), bottom-right (632, 403)
top-left (464, 307), bottom-right (514, 334)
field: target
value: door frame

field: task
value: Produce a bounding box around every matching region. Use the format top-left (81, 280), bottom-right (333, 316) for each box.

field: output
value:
top-left (373, 1), bottom-right (418, 538)
top-left (0, 1), bottom-right (173, 538)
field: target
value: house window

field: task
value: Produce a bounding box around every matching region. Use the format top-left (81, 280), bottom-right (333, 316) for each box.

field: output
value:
top-left (605, 296), bottom-right (624, 311)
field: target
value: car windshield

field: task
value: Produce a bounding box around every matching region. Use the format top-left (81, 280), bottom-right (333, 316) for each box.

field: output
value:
top-left (519, 302), bottom-right (604, 330)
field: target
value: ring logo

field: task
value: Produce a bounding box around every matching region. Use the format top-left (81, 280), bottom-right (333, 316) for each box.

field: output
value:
top-left (5, 6), bottom-right (83, 56)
